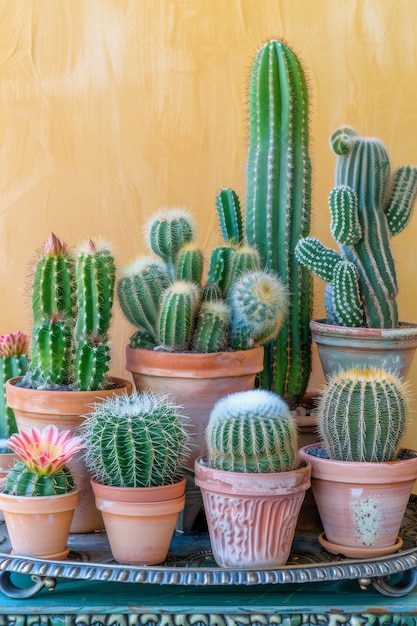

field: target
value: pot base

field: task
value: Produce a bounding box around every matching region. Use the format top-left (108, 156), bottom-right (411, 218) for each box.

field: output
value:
top-left (318, 532), bottom-right (403, 559)
top-left (11, 547), bottom-right (70, 560)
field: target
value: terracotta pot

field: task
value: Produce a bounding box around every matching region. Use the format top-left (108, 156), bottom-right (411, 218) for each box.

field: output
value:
top-left (0, 488), bottom-right (80, 559)
top-left (194, 458), bottom-right (311, 569)
top-left (310, 319), bottom-right (417, 379)
top-left (125, 346), bottom-right (264, 470)
top-left (91, 477), bottom-right (186, 565)
top-left (0, 452), bottom-right (18, 522)
top-left (299, 444), bottom-right (417, 558)
top-left (5, 376), bottom-right (132, 533)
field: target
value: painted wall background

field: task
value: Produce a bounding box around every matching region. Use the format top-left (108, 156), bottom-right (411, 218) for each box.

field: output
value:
top-left (1, 0), bottom-right (417, 446)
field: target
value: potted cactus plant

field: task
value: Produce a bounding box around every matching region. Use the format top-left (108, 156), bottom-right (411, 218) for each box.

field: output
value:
top-left (295, 127), bottom-right (417, 378)
top-left (5, 233), bottom-right (132, 533)
top-left (299, 367), bottom-right (417, 559)
top-left (0, 425), bottom-right (83, 560)
top-left (79, 390), bottom-right (189, 565)
top-left (194, 389), bottom-right (311, 569)
top-left (118, 206), bottom-right (288, 470)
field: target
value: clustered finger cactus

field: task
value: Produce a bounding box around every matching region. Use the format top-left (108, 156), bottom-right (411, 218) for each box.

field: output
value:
top-left (79, 391), bottom-right (190, 488)
top-left (23, 233), bottom-right (116, 391)
top-left (205, 389), bottom-right (299, 473)
top-left (0, 332), bottom-right (29, 439)
top-left (317, 367), bottom-right (409, 463)
top-left (295, 127), bottom-right (417, 328)
top-left (117, 207), bottom-right (288, 353)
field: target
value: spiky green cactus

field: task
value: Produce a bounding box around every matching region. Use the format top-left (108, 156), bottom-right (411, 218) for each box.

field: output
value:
top-left (215, 188), bottom-right (243, 245)
top-left (158, 281), bottom-right (201, 351)
top-left (175, 243), bottom-right (204, 284)
top-left (0, 332), bottom-right (29, 439)
top-left (296, 127), bottom-right (417, 328)
top-left (317, 368), bottom-right (409, 462)
top-left (4, 462), bottom-right (75, 496)
top-left (192, 301), bottom-right (231, 353)
top-left (146, 208), bottom-right (195, 280)
top-left (206, 245), bottom-right (236, 297)
top-left (244, 40), bottom-right (313, 409)
top-left (206, 389), bottom-right (299, 472)
top-left (30, 317), bottom-right (72, 387)
top-left (80, 391), bottom-right (189, 488)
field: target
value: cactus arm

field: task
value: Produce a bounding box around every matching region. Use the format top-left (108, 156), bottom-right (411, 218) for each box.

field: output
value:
top-left (30, 318), bottom-right (72, 387)
top-left (146, 209), bottom-right (195, 279)
top-left (332, 261), bottom-right (364, 327)
top-left (206, 246), bottom-right (236, 296)
top-left (329, 185), bottom-right (362, 245)
top-left (295, 237), bottom-right (342, 282)
top-left (158, 281), bottom-right (201, 351)
top-left (215, 188), bottom-right (243, 244)
top-left (385, 166), bottom-right (417, 235)
top-left (175, 243), bottom-right (204, 284)
top-left (73, 338), bottom-right (110, 391)
top-left (245, 40), bottom-right (312, 408)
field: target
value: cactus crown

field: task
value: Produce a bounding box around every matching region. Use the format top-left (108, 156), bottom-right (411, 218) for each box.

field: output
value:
top-left (117, 206), bottom-right (288, 353)
top-left (206, 389), bottom-right (299, 473)
top-left (295, 127), bottom-right (417, 329)
top-left (22, 234), bottom-right (116, 391)
top-left (79, 391), bottom-right (190, 488)
top-left (317, 367), bottom-right (410, 462)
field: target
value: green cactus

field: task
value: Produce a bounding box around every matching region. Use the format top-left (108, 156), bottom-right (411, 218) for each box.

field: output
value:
top-left (175, 243), bottom-right (204, 284)
top-left (146, 208), bottom-right (195, 280)
top-left (215, 188), bottom-right (243, 245)
top-left (206, 245), bottom-right (237, 297)
top-left (317, 367), bottom-right (409, 462)
top-left (158, 281), bottom-right (201, 351)
top-left (243, 40), bottom-right (313, 409)
top-left (296, 127), bottom-right (417, 328)
top-left (80, 391), bottom-right (189, 488)
top-left (4, 462), bottom-right (75, 496)
top-left (206, 389), bottom-right (299, 473)
top-left (30, 317), bottom-right (73, 387)
top-left (0, 332), bottom-right (29, 439)
top-left (192, 301), bottom-right (231, 353)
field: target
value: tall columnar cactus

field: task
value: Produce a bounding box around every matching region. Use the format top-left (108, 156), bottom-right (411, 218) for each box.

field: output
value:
top-left (206, 389), bottom-right (299, 473)
top-left (0, 332), bottom-right (29, 439)
top-left (80, 391), bottom-right (189, 488)
top-left (244, 40), bottom-right (313, 409)
top-left (317, 367), bottom-right (409, 462)
top-left (295, 127), bottom-right (417, 328)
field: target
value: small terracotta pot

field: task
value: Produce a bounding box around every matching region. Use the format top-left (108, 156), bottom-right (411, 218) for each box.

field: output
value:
top-left (91, 477), bottom-right (186, 565)
top-left (299, 444), bottom-right (417, 558)
top-left (6, 376), bottom-right (132, 533)
top-left (195, 458), bottom-right (311, 569)
top-left (0, 488), bottom-right (80, 559)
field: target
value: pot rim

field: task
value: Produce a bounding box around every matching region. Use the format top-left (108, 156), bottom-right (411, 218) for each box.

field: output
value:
top-left (310, 319), bottom-right (417, 338)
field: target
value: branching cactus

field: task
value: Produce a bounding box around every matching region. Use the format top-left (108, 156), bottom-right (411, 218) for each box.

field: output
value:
top-left (80, 391), bottom-right (190, 488)
top-left (317, 367), bottom-right (409, 462)
top-left (295, 127), bottom-right (417, 328)
top-left (206, 389), bottom-right (299, 473)
top-left (0, 332), bottom-right (29, 439)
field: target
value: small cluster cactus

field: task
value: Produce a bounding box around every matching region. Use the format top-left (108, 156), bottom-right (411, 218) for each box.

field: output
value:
top-left (3, 425), bottom-right (83, 496)
top-left (317, 367), bottom-right (409, 462)
top-left (0, 331), bottom-right (29, 439)
top-left (117, 207), bottom-right (288, 353)
top-left (205, 389), bottom-right (299, 473)
top-left (22, 233), bottom-right (116, 390)
top-left (79, 391), bottom-right (190, 488)
top-left (295, 127), bottom-right (417, 328)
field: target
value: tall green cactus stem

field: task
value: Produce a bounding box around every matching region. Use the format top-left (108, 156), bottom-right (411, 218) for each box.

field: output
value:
top-left (80, 391), bottom-right (189, 488)
top-left (317, 367), bottom-right (409, 462)
top-left (158, 281), bottom-right (201, 351)
top-left (229, 270), bottom-right (289, 349)
top-left (244, 40), bottom-right (312, 408)
top-left (206, 245), bottom-right (236, 297)
top-left (206, 389), bottom-right (299, 472)
top-left (0, 332), bottom-right (29, 438)
top-left (146, 208), bottom-right (195, 280)
top-left (30, 317), bottom-right (72, 387)
top-left (175, 243), bottom-right (204, 284)
top-left (4, 462), bottom-right (75, 496)
top-left (216, 188), bottom-right (243, 244)
top-left (192, 301), bottom-right (231, 353)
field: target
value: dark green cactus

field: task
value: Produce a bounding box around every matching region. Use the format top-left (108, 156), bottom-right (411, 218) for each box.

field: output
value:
top-left (158, 281), bottom-right (201, 351)
top-left (244, 40), bottom-right (313, 409)
top-left (192, 301), bottom-right (231, 353)
top-left (80, 391), bottom-right (189, 488)
top-left (4, 461), bottom-right (75, 496)
top-left (30, 317), bottom-right (73, 387)
top-left (317, 367), bottom-right (409, 462)
top-left (175, 243), bottom-right (204, 284)
top-left (0, 332), bottom-right (29, 439)
top-left (206, 389), bottom-right (299, 472)
top-left (146, 209), bottom-right (195, 279)
top-left (296, 127), bottom-right (417, 328)
top-left (215, 188), bottom-right (243, 245)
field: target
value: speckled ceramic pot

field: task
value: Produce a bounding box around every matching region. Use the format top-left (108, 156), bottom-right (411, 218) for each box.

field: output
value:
top-left (299, 444), bottom-right (417, 558)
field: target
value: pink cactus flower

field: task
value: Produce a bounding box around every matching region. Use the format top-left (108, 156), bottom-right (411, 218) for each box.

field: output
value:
top-left (0, 331), bottom-right (29, 358)
top-left (7, 425), bottom-right (84, 476)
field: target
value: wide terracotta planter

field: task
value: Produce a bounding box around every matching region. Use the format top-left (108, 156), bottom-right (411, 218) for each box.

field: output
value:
top-left (299, 444), bottom-right (417, 558)
top-left (310, 319), bottom-right (417, 379)
top-left (0, 488), bottom-right (80, 559)
top-left (194, 458), bottom-right (311, 569)
top-left (126, 346), bottom-right (264, 469)
top-left (91, 477), bottom-right (186, 565)
top-left (5, 376), bottom-right (132, 533)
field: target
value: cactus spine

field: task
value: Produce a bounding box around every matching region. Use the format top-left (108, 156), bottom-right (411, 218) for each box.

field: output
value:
top-left (80, 391), bottom-right (189, 488)
top-left (317, 367), bottom-right (409, 462)
top-left (206, 389), bottom-right (299, 473)
top-left (244, 40), bottom-right (312, 409)
top-left (4, 462), bottom-right (75, 496)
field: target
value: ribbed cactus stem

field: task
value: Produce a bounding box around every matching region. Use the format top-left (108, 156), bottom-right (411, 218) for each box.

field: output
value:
top-left (4, 462), bottom-right (75, 496)
top-left (192, 301), bottom-right (231, 353)
top-left (80, 391), bottom-right (189, 488)
top-left (30, 317), bottom-right (72, 387)
top-left (73, 337), bottom-right (110, 391)
top-left (215, 188), bottom-right (243, 244)
top-left (158, 281), bottom-right (201, 351)
top-left (318, 368), bottom-right (409, 462)
top-left (244, 40), bottom-right (312, 408)
top-left (175, 243), bottom-right (204, 284)
top-left (206, 245), bottom-right (236, 297)
top-left (146, 208), bottom-right (195, 279)
top-left (206, 389), bottom-right (299, 472)
top-left (0, 354), bottom-right (28, 438)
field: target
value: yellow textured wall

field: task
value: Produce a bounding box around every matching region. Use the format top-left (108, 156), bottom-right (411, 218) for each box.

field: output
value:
top-left (1, 1), bottom-right (417, 445)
